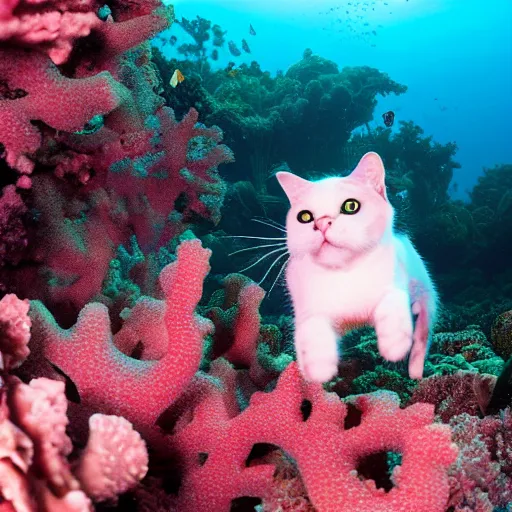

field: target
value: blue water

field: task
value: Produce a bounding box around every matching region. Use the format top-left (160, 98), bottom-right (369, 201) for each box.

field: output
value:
top-left (161, 0), bottom-right (512, 200)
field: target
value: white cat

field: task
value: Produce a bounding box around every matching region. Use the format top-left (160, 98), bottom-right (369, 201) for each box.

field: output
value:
top-left (276, 152), bottom-right (437, 383)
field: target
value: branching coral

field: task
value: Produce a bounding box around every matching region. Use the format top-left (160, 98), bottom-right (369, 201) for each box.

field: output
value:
top-left (0, 0), bottom-right (232, 319)
top-left (173, 364), bottom-right (457, 512)
top-left (0, 0), bottom-right (102, 65)
top-left (8, 237), bottom-right (461, 511)
top-left (0, 48), bottom-right (130, 178)
top-left (0, 0), bottom-right (181, 309)
top-left (21, 240), bottom-right (213, 442)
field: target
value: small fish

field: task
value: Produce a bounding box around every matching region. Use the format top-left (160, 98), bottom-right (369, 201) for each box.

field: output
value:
top-left (227, 69), bottom-right (239, 78)
top-left (241, 39), bottom-right (251, 53)
top-left (211, 49), bottom-right (219, 61)
top-left (382, 110), bottom-right (395, 127)
top-left (228, 40), bottom-right (242, 57)
top-left (170, 69), bottom-right (185, 88)
top-left (249, 24), bottom-right (256, 36)
top-left (170, 35), bottom-right (177, 46)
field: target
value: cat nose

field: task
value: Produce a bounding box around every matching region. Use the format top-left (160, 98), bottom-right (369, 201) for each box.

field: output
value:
top-left (314, 216), bottom-right (333, 234)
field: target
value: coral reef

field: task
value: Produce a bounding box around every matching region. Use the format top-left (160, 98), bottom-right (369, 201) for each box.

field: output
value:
top-left (448, 410), bottom-right (512, 510)
top-left (0, 3), bottom-right (511, 511)
top-left (11, 239), bottom-right (459, 511)
top-left (0, 0), bottom-right (233, 323)
top-left (154, 48), bottom-right (407, 189)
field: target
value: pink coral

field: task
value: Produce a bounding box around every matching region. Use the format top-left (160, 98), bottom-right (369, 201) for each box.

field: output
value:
top-left (1, 377), bottom-right (93, 510)
top-left (0, 0), bottom-right (170, 67)
top-left (0, 47), bottom-right (129, 176)
top-left (24, 239), bottom-right (213, 441)
top-left (1, 374), bottom-right (149, 509)
top-left (174, 363), bottom-right (458, 512)
top-left (103, 107), bottom-right (234, 249)
top-left (114, 297), bottom-right (168, 360)
top-left (448, 410), bottom-right (512, 510)
top-left (74, 414), bottom-right (148, 502)
top-left (409, 371), bottom-right (495, 422)
top-left (0, 294), bottom-right (31, 371)
top-left (205, 273), bottom-right (279, 387)
top-left (0, 1), bottom-right (172, 179)
top-left (0, 397), bottom-right (34, 510)
top-left (8, 378), bottom-right (75, 493)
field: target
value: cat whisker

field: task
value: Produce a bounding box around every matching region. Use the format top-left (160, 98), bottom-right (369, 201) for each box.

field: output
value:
top-left (238, 247), bottom-right (288, 274)
top-left (258, 251), bottom-right (289, 286)
top-left (229, 242), bottom-right (287, 257)
top-left (267, 256), bottom-right (289, 295)
top-left (253, 216), bottom-right (286, 228)
top-left (251, 218), bottom-right (287, 233)
top-left (219, 235), bottom-right (287, 241)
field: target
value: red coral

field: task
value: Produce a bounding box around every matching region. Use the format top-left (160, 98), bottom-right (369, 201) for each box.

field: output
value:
top-left (24, 239), bottom-right (213, 441)
top-left (0, 48), bottom-right (130, 176)
top-left (173, 363), bottom-right (458, 512)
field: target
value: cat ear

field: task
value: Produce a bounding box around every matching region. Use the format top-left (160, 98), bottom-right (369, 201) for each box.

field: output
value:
top-left (276, 171), bottom-right (312, 202)
top-left (350, 152), bottom-right (388, 200)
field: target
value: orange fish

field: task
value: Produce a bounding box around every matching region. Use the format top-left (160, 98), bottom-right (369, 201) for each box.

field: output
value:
top-left (170, 69), bottom-right (185, 88)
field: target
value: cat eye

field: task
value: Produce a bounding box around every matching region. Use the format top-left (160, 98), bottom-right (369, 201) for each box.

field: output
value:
top-left (341, 199), bottom-right (360, 215)
top-left (297, 210), bottom-right (314, 223)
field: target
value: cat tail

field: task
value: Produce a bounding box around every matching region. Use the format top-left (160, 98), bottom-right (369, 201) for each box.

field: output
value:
top-left (409, 279), bottom-right (438, 380)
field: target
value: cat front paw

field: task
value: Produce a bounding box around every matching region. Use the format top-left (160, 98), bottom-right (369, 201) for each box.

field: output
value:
top-left (295, 317), bottom-right (339, 383)
top-left (374, 291), bottom-right (413, 363)
top-left (301, 355), bottom-right (338, 383)
top-left (378, 329), bottom-right (412, 362)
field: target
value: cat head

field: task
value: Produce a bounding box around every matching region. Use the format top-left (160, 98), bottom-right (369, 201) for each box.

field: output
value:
top-left (276, 152), bottom-right (394, 268)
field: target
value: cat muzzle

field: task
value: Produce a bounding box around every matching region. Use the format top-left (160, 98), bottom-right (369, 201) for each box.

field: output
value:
top-left (314, 216), bottom-right (333, 234)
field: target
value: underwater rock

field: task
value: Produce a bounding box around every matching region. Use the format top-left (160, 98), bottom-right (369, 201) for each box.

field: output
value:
top-left (491, 310), bottom-right (512, 359)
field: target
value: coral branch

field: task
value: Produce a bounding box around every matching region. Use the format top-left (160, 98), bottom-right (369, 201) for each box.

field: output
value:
top-left (25, 239), bottom-right (213, 437)
top-left (175, 363), bottom-right (458, 512)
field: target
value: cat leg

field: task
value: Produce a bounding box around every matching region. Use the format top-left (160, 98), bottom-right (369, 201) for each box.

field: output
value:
top-left (373, 289), bottom-right (413, 362)
top-left (408, 298), bottom-right (430, 379)
top-left (295, 316), bottom-right (338, 383)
